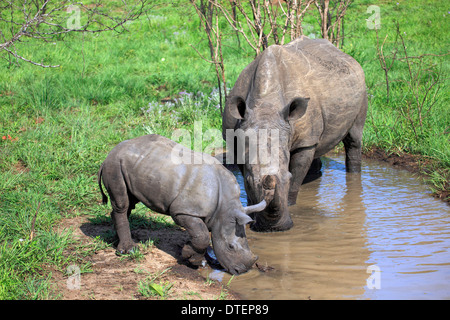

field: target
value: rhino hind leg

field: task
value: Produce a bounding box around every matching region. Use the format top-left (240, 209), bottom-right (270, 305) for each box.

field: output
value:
top-left (173, 214), bottom-right (209, 267)
top-left (109, 185), bottom-right (137, 254)
top-left (344, 91), bottom-right (368, 173)
top-left (343, 130), bottom-right (362, 173)
top-left (343, 96), bottom-right (367, 173)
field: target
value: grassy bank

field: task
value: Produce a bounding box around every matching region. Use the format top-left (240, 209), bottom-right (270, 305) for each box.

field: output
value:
top-left (0, 0), bottom-right (448, 299)
top-left (344, 0), bottom-right (449, 199)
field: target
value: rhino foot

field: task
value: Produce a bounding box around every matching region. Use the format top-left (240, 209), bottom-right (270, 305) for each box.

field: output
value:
top-left (288, 192), bottom-right (298, 206)
top-left (116, 241), bottom-right (137, 255)
top-left (182, 243), bottom-right (206, 266)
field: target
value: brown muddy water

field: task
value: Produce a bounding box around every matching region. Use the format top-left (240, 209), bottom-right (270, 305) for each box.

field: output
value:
top-left (200, 154), bottom-right (450, 300)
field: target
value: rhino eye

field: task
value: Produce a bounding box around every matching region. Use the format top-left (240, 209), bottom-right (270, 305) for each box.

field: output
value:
top-left (228, 243), bottom-right (235, 250)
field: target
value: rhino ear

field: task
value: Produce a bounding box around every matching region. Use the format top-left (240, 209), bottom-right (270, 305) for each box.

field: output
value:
top-left (236, 210), bottom-right (254, 226)
top-left (228, 96), bottom-right (246, 120)
top-left (284, 97), bottom-right (310, 121)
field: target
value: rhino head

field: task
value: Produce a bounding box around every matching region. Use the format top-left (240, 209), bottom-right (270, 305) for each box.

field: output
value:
top-left (210, 200), bottom-right (266, 274)
top-left (226, 95), bottom-right (310, 232)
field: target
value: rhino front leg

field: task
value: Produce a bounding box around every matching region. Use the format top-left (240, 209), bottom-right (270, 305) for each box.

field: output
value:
top-left (173, 214), bottom-right (210, 266)
top-left (288, 146), bottom-right (315, 205)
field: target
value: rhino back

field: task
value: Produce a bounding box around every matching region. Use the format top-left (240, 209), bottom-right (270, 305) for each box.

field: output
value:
top-left (283, 37), bottom-right (366, 153)
top-left (105, 135), bottom-right (222, 218)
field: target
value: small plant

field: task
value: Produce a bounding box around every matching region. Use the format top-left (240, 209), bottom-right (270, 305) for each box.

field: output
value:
top-left (218, 275), bottom-right (235, 300)
top-left (427, 169), bottom-right (450, 202)
top-left (140, 239), bottom-right (154, 252)
top-left (138, 280), bottom-right (173, 299)
top-left (138, 268), bottom-right (173, 299)
top-left (204, 275), bottom-right (215, 286)
top-left (118, 240), bottom-right (154, 262)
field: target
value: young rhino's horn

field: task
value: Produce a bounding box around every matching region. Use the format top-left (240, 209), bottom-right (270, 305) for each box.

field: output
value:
top-left (244, 200), bottom-right (267, 215)
top-left (236, 211), bottom-right (254, 226)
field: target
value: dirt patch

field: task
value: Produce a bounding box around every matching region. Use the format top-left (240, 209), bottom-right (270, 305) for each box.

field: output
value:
top-left (363, 147), bottom-right (449, 203)
top-left (12, 160), bottom-right (29, 173)
top-left (363, 148), bottom-right (429, 173)
top-left (52, 216), bottom-right (239, 300)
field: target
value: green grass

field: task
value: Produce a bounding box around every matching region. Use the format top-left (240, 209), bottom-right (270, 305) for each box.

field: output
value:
top-left (344, 0), bottom-right (449, 196)
top-left (0, 0), bottom-right (448, 299)
top-left (138, 267), bottom-right (174, 299)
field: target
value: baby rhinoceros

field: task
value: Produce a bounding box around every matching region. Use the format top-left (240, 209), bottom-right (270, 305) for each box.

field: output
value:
top-left (98, 134), bottom-right (265, 275)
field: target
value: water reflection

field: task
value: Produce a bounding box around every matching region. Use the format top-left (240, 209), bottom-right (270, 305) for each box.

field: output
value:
top-left (201, 154), bottom-right (450, 300)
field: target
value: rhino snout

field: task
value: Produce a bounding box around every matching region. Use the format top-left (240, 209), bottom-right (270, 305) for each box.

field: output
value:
top-left (228, 253), bottom-right (259, 275)
top-left (261, 175), bottom-right (277, 204)
top-left (212, 234), bottom-right (258, 275)
top-left (262, 175), bottom-right (277, 190)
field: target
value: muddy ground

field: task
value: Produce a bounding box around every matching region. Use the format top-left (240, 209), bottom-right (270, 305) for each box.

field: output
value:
top-left (51, 147), bottom-right (448, 300)
top-left (53, 215), bottom-right (239, 300)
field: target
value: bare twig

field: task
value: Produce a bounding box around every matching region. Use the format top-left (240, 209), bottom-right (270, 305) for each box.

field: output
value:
top-left (375, 29), bottom-right (398, 103)
top-left (0, 0), bottom-right (151, 68)
top-left (2, 45), bottom-right (60, 68)
top-left (207, 0), bottom-right (315, 56)
top-left (314, 0), bottom-right (352, 47)
top-left (189, 44), bottom-right (216, 64)
top-left (394, 22), bottom-right (444, 141)
top-left (190, 0), bottom-right (227, 114)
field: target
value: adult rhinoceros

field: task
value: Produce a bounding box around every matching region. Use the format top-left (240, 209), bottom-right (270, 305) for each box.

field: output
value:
top-left (223, 36), bottom-right (367, 232)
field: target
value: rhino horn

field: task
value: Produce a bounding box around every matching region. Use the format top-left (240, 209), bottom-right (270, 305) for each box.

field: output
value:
top-left (236, 211), bottom-right (254, 226)
top-left (244, 200), bottom-right (267, 215)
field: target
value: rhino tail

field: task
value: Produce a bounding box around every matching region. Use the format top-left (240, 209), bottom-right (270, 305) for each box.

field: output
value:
top-left (98, 163), bottom-right (108, 205)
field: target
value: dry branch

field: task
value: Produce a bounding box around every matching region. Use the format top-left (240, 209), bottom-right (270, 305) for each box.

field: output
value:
top-left (0, 0), bottom-right (151, 68)
top-left (314, 0), bottom-right (352, 48)
top-left (190, 0), bottom-right (227, 114)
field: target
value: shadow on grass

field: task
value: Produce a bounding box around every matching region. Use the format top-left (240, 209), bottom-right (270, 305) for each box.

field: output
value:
top-left (79, 213), bottom-right (190, 266)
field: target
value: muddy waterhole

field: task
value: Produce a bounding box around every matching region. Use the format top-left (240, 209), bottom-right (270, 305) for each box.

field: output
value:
top-left (200, 154), bottom-right (450, 299)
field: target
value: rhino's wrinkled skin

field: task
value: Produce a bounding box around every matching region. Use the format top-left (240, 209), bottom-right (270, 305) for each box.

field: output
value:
top-left (98, 134), bottom-right (264, 275)
top-left (223, 36), bottom-right (367, 232)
